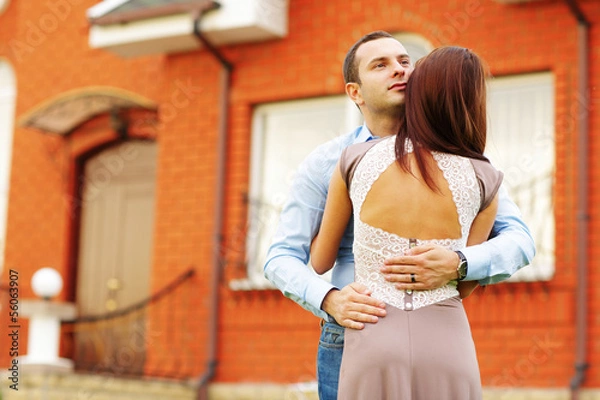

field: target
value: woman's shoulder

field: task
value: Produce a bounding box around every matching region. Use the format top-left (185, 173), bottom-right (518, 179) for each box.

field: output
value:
top-left (469, 158), bottom-right (504, 211)
top-left (347, 136), bottom-right (390, 154)
top-left (469, 157), bottom-right (503, 184)
top-left (339, 137), bottom-right (393, 189)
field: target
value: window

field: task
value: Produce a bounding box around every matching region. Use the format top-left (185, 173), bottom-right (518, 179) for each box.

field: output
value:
top-left (234, 33), bottom-right (434, 290)
top-left (486, 72), bottom-right (555, 281)
top-left (0, 61), bottom-right (16, 272)
top-left (231, 96), bottom-right (361, 290)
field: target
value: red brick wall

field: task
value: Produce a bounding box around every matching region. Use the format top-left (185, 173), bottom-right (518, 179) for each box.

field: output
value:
top-left (0, 0), bottom-right (598, 391)
top-left (590, 14), bottom-right (600, 390)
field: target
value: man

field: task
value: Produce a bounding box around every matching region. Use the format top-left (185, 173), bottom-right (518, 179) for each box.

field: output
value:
top-left (264, 31), bottom-right (535, 400)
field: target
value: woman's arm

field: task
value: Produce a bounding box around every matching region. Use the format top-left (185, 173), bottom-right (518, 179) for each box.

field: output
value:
top-left (310, 163), bottom-right (353, 274)
top-left (458, 194), bottom-right (499, 298)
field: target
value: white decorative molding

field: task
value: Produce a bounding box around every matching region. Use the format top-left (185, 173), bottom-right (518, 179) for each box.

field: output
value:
top-left (88, 0), bottom-right (289, 58)
top-left (87, 0), bottom-right (130, 19)
top-left (89, 13), bottom-right (199, 58)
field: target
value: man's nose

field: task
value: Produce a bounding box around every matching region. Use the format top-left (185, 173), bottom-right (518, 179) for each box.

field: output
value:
top-left (392, 61), bottom-right (405, 76)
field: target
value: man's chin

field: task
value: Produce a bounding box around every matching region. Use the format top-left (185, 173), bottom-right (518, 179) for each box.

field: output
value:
top-left (388, 91), bottom-right (406, 104)
top-left (387, 96), bottom-right (406, 110)
top-left (380, 104), bottom-right (404, 119)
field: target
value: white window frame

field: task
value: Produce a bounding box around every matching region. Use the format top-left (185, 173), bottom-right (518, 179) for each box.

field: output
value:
top-left (234, 37), bottom-right (553, 289)
top-left (230, 96), bottom-right (361, 290)
top-left (486, 72), bottom-right (555, 281)
top-left (0, 60), bottom-right (16, 274)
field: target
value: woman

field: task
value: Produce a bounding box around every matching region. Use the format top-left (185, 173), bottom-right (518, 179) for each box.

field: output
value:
top-left (310, 47), bottom-right (502, 399)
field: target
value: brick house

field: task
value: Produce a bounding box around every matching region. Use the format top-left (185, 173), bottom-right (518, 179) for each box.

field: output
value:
top-left (0, 0), bottom-right (598, 399)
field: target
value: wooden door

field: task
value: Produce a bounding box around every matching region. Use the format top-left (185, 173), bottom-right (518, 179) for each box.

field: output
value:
top-left (75, 141), bottom-right (157, 374)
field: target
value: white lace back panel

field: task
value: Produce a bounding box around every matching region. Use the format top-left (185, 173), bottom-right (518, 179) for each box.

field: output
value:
top-left (350, 137), bottom-right (480, 311)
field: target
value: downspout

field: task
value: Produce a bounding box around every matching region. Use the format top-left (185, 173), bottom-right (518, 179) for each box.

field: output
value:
top-left (191, 3), bottom-right (233, 399)
top-left (564, 1), bottom-right (590, 399)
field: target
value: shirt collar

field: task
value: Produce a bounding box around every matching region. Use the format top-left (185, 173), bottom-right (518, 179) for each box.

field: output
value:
top-left (354, 124), bottom-right (376, 144)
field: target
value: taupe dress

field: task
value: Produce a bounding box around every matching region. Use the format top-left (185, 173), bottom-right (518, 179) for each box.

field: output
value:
top-left (337, 137), bottom-right (503, 400)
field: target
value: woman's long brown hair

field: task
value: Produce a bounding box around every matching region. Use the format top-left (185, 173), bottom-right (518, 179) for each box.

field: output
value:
top-left (395, 46), bottom-right (490, 191)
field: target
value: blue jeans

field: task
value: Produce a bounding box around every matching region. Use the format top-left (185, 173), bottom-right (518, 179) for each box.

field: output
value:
top-left (317, 320), bottom-right (344, 400)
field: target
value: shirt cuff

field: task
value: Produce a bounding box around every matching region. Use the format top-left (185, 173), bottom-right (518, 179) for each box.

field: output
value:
top-left (306, 278), bottom-right (338, 320)
top-left (460, 245), bottom-right (490, 282)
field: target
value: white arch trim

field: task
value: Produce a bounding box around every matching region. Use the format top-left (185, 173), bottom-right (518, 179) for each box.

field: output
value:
top-left (393, 32), bottom-right (435, 63)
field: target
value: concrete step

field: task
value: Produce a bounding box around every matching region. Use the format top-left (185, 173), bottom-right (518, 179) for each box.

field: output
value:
top-left (3, 369), bottom-right (599, 400)
top-left (2, 369), bottom-right (196, 400)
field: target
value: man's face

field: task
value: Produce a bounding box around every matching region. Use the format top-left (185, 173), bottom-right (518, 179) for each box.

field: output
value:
top-left (352, 38), bottom-right (413, 113)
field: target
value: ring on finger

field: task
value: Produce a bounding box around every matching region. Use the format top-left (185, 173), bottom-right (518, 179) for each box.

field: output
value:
top-left (410, 273), bottom-right (416, 283)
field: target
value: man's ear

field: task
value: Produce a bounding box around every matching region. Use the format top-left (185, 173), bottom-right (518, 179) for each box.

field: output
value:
top-left (345, 82), bottom-right (363, 107)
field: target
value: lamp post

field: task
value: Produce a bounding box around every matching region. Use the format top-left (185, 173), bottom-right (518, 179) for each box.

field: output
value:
top-left (20, 267), bottom-right (76, 370)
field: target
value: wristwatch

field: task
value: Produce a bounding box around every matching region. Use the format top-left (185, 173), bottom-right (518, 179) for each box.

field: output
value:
top-left (455, 250), bottom-right (468, 281)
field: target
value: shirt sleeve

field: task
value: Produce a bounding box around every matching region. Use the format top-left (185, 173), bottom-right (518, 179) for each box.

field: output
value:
top-left (461, 185), bottom-right (537, 284)
top-left (263, 148), bottom-right (337, 319)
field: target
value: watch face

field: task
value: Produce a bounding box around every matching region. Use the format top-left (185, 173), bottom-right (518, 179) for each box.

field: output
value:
top-left (459, 262), bottom-right (467, 279)
top-left (455, 251), bottom-right (468, 280)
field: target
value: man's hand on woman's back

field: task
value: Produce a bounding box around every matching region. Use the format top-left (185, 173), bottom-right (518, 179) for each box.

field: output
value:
top-left (321, 283), bottom-right (387, 330)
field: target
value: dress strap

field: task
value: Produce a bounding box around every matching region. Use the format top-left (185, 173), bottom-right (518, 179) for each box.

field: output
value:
top-left (350, 137), bottom-right (402, 215)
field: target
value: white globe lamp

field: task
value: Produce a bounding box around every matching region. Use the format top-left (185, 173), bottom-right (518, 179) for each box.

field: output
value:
top-left (31, 267), bottom-right (63, 300)
top-left (20, 267), bottom-right (75, 370)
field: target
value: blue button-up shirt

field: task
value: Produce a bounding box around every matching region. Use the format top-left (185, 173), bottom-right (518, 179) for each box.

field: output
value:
top-left (264, 124), bottom-right (535, 319)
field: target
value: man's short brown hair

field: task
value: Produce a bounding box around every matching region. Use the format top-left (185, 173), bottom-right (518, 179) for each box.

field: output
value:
top-left (343, 31), bottom-right (394, 84)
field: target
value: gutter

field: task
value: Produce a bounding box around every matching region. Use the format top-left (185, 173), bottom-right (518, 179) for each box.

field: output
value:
top-left (190, 3), bottom-right (233, 400)
top-left (563, 1), bottom-right (590, 399)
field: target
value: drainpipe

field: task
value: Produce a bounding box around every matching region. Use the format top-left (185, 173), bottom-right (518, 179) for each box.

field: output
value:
top-left (564, 1), bottom-right (590, 399)
top-left (191, 3), bottom-right (233, 400)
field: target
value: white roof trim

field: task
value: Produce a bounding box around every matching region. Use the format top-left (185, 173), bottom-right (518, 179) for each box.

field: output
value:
top-left (87, 0), bottom-right (131, 19)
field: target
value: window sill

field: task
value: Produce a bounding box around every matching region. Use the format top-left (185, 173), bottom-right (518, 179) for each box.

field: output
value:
top-left (229, 277), bottom-right (277, 291)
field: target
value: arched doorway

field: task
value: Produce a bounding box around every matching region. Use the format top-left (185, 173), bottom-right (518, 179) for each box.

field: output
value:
top-left (18, 86), bottom-right (158, 373)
